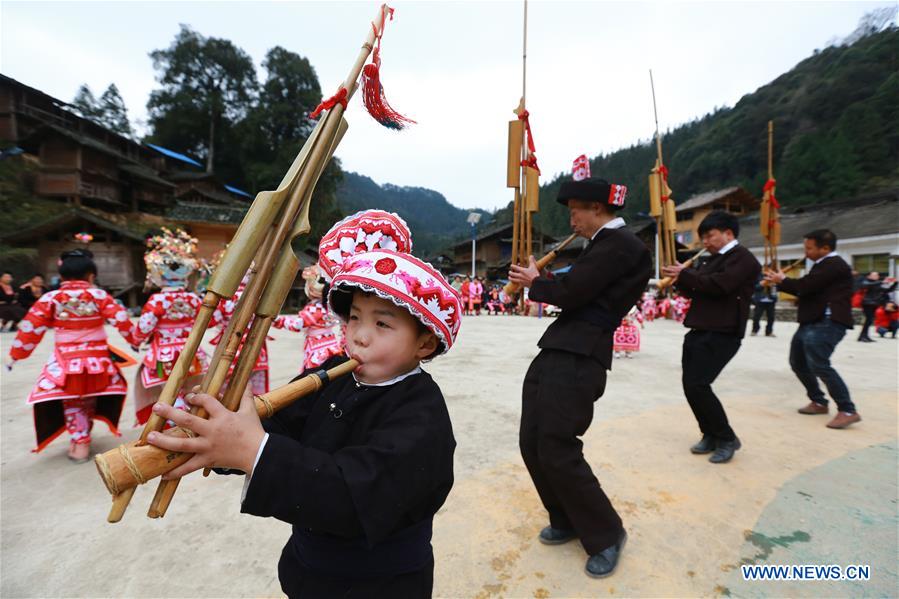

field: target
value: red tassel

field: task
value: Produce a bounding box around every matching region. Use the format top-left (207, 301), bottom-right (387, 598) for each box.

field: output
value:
top-left (361, 51), bottom-right (415, 130)
top-left (359, 5), bottom-right (414, 130)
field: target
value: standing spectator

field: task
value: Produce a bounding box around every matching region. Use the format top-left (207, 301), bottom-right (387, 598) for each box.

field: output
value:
top-left (17, 274), bottom-right (49, 312)
top-left (859, 272), bottom-right (897, 342)
top-left (451, 275), bottom-right (463, 293)
top-left (470, 276), bottom-right (484, 316)
top-left (460, 276), bottom-right (471, 316)
top-left (750, 277), bottom-right (778, 337)
top-left (0, 272), bottom-right (26, 332)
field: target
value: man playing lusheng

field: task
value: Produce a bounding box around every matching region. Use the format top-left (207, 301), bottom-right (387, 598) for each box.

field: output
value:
top-left (764, 229), bottom-right (860, 429)
top-left (662, 211), bottom-right (761, 464)
top-left (509, 177), bottom-right (650, 578)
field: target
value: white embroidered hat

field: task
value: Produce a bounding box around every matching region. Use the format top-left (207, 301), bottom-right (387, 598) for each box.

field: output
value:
top-left (318, 210), bottom-right (413, 282)
top-left (328, 250), bottom-right (462, 357)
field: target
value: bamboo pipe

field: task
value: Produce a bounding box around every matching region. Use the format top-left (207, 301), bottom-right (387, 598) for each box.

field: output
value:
top-left (96, 359), bottom-right (360, 503)
top-left (657, 248), bottom-right (708, 290)
top-left (105, 291), bottom-right (220, 520)
top-left (140, 5), bottom-right (382, 516)
top-left (147, 115), bottom-right (349, 518)
top-left (146, 315), bottom-right (279, 518)
top-left (504, 232), bottom-right (578, 297)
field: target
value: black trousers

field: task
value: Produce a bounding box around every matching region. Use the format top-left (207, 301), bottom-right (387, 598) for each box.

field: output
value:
top-left (681, 330), bottom-right (741, 442)
top-left (751, 301), bottom-right (776, 335)
top-left (278, 544), bottom-right (433, 599)
top-left (520, 349), bottom-right (622, 555)
top-left (860, 304), bottom-right (877, 338)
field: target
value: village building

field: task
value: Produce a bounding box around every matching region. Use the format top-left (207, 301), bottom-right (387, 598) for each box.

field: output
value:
top-left (674, 187), bottom-right (760, 249)
top-left (451, 223), bottom-right (555, 280)
top-left (0, 74), bottom-right (260, 306)
top-left (740, 189), bottom-right (899, 277)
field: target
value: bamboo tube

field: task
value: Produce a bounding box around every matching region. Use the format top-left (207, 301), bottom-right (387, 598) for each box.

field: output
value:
top-left (504, 233), bottom-right (577, 296)
top-left (507, 120), bottom-right (523, 188)
top-left (511, 188), bottom-right (521, 267)
top-left (648, 169), bottom-right (662, 217)
top-left (147, 118), bottom-right (343, 517)
top-left (141, 6), bottom-right (383, 518)
top-left (657, 248), bottom-right (708, 289)
top-left (95, 359), bottom-right (360, 499)
top-left (525, 166), bottom-right (539, 212)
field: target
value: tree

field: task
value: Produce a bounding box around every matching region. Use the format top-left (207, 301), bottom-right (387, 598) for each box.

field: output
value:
top-left (72, 83), bottom-right (133, 137)
top-left (146, 25), bottom-right (258, 174)
top-left (71, 84), bottom-right (102, 120)
top-left (97, 84), bottom-right (133, 137)
top-left (240, 46), bottom-right (322, 191)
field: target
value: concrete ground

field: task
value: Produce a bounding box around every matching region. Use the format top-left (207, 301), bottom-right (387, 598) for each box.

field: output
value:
top-left (1, 315), bottom-right (896, 598)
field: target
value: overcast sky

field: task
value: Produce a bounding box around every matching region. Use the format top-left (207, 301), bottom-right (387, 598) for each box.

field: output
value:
top-left (2, 1), bottom-right (893, 210)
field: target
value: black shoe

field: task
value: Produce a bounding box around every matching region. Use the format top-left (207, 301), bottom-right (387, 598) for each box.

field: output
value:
top-left (709, 437), bottom-right (741, 464)
top-left (585, 530), bottom-right (627, 578)
top-left (858, 336), bottom-right (875, 342)
top-left (538, 525), bottom-right (577, 545)
top-left (690, 435), bottom-right (716, 454)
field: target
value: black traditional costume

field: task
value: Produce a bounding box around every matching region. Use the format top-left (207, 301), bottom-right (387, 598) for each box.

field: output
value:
top-left (520, 178), bottom-right (651, 566)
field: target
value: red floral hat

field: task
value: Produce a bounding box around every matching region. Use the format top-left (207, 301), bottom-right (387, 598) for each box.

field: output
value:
top-left (328, 250), bottom-right (462, 357)
top-left (318, 210), bottom-right (412, 282)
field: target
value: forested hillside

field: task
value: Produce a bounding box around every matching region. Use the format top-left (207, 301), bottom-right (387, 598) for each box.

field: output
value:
top-left (500, 27), bottom-right (898, 236)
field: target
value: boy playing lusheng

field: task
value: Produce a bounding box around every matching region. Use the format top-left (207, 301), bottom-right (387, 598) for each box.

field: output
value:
top-left (149, 220), bottom-right (461, 597)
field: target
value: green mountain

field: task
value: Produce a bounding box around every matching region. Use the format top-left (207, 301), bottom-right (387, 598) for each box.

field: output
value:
top-left (335, 171), bottom-right (491, 257)
top-left (503, 27), bottom-right (899, 237)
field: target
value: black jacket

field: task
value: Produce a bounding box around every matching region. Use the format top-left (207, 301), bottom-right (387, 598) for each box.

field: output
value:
top-left (528, 225), bottom-right (651, 369)
top-left (860, 278), bottom-right (897, 307)
top-left (779, 256), bottom-right (854, 328)
top-left (676, 244), bottom-right (761, 338)
top-left (241, 357), bottom-right (455, 577)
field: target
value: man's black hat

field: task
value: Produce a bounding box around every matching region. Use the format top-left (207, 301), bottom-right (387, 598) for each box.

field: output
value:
top-left (556, 177), bottom-right (628, 210)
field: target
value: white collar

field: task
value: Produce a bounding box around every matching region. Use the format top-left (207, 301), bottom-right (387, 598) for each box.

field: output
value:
top-left (716, 239), bottom-right (739, 255)
top-left (352, 365), bottom-right (422, 387)
top-left (814, 251), bottom-right (838, 265)
top-left (590, 217), bottom-right (626, 240)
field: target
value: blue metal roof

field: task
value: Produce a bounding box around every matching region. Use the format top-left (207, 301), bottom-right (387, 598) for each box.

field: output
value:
top-left (225, 185), bottom-right (252, 198)
top-left (147, 143), bottom-right (203, 168)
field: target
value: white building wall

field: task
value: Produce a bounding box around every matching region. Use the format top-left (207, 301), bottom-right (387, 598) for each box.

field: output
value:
top-left (747, 232), bottom-right (899, 277)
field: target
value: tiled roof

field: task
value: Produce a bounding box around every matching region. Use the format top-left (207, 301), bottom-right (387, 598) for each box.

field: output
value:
top-left (740, 189), bottom-right (899, 248)
top-left (167, 202), bottom-right (247, 225)
top-left (675, 186), bottom-right (759, 212)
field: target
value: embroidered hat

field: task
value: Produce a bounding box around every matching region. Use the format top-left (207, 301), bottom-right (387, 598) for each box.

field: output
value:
top-left (328, 250), bottom-right (462, 357)
top-left (318, 210), bottom-right (413, 282)
top-left (144, 227), bottom-right (199, 288)
top-left (556, 177), bottom-right (627, 210)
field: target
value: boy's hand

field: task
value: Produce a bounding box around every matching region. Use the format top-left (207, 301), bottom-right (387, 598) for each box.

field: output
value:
top-left (147, 386), bottom-right (265, 480)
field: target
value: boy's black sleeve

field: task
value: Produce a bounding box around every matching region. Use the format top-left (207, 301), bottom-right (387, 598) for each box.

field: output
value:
top-left (241, 377), bottom-right (455, 547)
